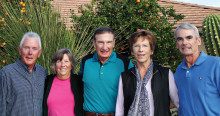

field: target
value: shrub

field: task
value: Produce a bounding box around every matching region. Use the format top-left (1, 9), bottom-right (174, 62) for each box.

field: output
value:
top-left (71, 0), bottom-right (184, 71)
top-left (0, 0), bottom-right (94, 73)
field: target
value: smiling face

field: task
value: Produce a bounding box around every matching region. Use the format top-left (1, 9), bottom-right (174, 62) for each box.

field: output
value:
top-left (176, 28), bottom-right (201, 57)
top-left (55, 54), bottom-right (72, 80)
top-left (19, 38), bottom-right (42, 71)
top-left (93, 32), bottom-right (115, 63)
top-left (132, 37), bottom-right (153, 65)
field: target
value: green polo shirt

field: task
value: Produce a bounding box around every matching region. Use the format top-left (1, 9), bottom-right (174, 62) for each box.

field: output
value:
top-left (79, 51), bottom-right (133, 113)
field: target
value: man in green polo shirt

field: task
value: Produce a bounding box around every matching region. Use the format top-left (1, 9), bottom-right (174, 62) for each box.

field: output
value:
top-left (78, 26), bottom-right (133, 116)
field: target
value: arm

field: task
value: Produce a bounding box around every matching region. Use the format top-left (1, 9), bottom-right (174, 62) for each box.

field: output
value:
top-left (115, 76), bottom-right (124, 116)
top-left (168, 69), bottom-right (179, 109)
top-left (215, 60), bottom-right (220, 95)
top-left (0, 70), bottom-right (6, 116)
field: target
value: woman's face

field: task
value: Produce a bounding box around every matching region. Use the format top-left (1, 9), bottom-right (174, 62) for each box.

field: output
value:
top-left (132, 37), bottom-right (153, 65)
top-left (55, 54), bottom-right (72, 79)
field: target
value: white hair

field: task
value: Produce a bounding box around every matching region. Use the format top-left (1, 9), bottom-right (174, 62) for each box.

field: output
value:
top-left (174, 23), bottom-right (200, 40)
top-left (19, 32), bottom-right (42, 49)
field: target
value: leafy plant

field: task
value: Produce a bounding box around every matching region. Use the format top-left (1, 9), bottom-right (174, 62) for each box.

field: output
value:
top-left (202, 14), bottom-right (220, 56)
top-left (71, 0), bottom-right (184, 72)
top-left (0, 0), bottom-right (94, 73)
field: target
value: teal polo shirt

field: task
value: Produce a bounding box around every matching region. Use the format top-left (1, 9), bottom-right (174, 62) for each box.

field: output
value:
top-left (79, 51), bottom-right (133, 113)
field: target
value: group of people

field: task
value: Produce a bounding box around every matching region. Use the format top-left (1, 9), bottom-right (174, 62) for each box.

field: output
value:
top-left (0, 23), bottom-right (219, 116)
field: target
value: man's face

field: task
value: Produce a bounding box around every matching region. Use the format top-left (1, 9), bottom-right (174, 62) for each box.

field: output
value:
top-left (19, 38), bottom-right (42, 69)
top-left (176, 28), bottom-right (201, 57)
top-left (93, 32), bottom-right (115, 62)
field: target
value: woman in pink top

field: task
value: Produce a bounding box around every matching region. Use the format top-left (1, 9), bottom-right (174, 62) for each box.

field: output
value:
top-left (43, 48), bottom-right (83, 116)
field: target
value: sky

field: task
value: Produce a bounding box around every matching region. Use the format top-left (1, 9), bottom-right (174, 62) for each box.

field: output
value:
top-left (172, 0), bottom-right (220, 8)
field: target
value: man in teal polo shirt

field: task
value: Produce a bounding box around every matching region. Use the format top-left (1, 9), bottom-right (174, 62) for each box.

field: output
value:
top-left (79, 26), bottom-right (133, 115)
top-left (174, 23), bottom-right (220, 115)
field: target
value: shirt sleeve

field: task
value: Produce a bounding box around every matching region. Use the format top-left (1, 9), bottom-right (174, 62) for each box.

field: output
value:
top-left (128, 60), bottom-right (134, 69)
top-left (0, 70), bottom-right (6, 116)
top-left (115, 76), bottom-right (124, 116)
top-left (45, 69), bottom-right (48, 76)
top-left (78, 59), bottom-right (83, 76)
top-left (169, 69), bottom-right (179, 109)
top-left (215, 60), bottom-right (220, 94)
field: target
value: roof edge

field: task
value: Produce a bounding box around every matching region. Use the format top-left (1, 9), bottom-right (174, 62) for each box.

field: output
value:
top-left (158, 0), bottom-right (220, 11)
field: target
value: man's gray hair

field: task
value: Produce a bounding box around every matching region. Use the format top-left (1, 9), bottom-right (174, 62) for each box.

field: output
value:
top-left (174, 23), bottom-right (200, 40)
top-left (19, 32), bottom-right (42, 49)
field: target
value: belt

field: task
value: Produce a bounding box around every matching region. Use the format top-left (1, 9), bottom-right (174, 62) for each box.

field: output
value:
top-left (85, 111), bottom-right (115, 116)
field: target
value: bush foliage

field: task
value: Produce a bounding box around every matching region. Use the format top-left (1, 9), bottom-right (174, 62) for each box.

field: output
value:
top-left (0, 0), bottom-right (185, 73)
top-left (0, 0), bottom-right (95, 73)
top-left (71, 0), bottom-right (184, 71)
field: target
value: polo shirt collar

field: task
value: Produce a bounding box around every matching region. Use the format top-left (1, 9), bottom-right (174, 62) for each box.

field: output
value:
top-left (16, 59), bottom-right (37, 72)
top-left (92, 51), bottom-right (116, 63)
top-left (181, 51), bottom-right (207, 69)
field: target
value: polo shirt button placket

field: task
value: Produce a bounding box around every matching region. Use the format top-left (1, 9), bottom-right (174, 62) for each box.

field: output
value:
top-left (100, 65), bottom-right (104, 79)
top-left (186, 70), bottom-right (190, 78)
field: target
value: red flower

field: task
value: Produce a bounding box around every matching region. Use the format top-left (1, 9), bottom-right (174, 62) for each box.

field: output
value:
top-left (121, 46), bottom-right (124, 50)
